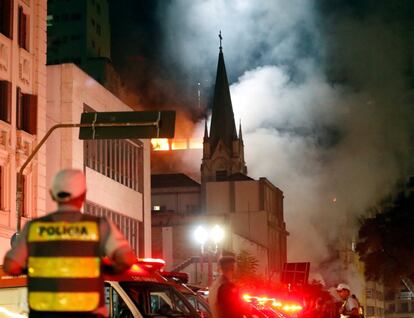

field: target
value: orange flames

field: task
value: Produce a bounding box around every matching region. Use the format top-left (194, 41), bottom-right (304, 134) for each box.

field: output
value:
top-left (151, 138), bottom-right (203, 151)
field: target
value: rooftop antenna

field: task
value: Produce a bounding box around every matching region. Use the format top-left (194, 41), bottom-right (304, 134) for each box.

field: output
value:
top-left (197, 82), bottom-right (201, 108)
top-left (219, 30), bottom-right (223, 51)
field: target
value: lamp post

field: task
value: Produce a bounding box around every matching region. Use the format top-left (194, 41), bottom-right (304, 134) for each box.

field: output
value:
top-left (193, 224), bottom-right (225, 286)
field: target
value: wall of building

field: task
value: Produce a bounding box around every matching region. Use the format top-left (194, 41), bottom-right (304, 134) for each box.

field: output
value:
top-left (206, 178), bottom-right (287, 276)
top-left (385, 285), bottom-right (414, 318)
top-left (151, 177), bottom-right (287, 282)
top-left (46, 63), bottom-right (152, 256)
top-left (152, 186), bottom-right (201, 213)
top-left (365, 281), bottom-right (385, 318)
top-left (0, 0), bottom-right (47, 260)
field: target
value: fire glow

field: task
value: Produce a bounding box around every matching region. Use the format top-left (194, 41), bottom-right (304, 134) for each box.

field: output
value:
top-left (151, 138), bottom-right (203, 151)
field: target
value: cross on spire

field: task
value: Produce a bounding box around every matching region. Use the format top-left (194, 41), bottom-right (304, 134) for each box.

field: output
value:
top-left (219, 30), bottom-right (223, 51)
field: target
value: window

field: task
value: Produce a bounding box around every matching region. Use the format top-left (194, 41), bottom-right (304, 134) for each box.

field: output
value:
top-left (387, 304), bottom-right (395, 313)
top-left (16, 87), bottom-right (37, 134)
top-left (385, 291), bottom-right (395, 300)
top-left (366, 306), bottom-right (374, 317)
top-left (97, 3), bottom-right (101, 14)
top-left (172, 292), bottom-right (190, 315)
top-left (84, 201), bottom-right (140, 253)
top-left (96, 24), bottom-right (101, 35)
top-left (365, 288), bottom-right (373, 299)
top-left (149, 290), bottom-right (173, 314)
top-left (46, 15), bottom-right (53, 27)
top-left (91, 40), bottom-right (95, 49)
top-left (18, 6), bottom-right (29, 50)
top-left (91, 18), bottom-right (95, 26)
top-left (111, 287), bottom-right (133, 318)
top-left (216, 170), bottom-right (227, 181)
top-left (0, 81), bottom-right (11, 123)
top-left (153, 205), bottom-right (160, 211)
top-left (400, 303), bottom-right (409, 313)
top-left (0, 0), bottom-right (14, 38)
top-left (71, 13), bottom-right (81, 20)
top-left (84, 138), bottom-right (144, 192)
top-left (83, 105), bottom-right (144, 192)
top-left (0, 166), bottom-right (2, 210)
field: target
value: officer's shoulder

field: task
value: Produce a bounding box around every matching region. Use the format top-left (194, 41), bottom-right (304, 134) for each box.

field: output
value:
top-left (31, 213), bottom-right (54, 222)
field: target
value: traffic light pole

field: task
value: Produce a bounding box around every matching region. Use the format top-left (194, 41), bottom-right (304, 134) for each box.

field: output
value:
top-left (16, 117), bottom-right (162, 232)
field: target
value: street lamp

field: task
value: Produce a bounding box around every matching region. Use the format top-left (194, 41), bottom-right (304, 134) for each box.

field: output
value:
top-left (193, 224), bottom-right (225, 286)
top-left (193, 225), bottom-right (208, 254)
top-left (211, 224), bottom-right (225, 248)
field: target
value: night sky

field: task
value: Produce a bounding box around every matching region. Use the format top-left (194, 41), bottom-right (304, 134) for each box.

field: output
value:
top-left (108, 0), bottom-right (414, 281)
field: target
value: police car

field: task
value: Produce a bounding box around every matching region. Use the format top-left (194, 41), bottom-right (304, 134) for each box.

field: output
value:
top-left (161, 272), bottom-right (211, 318)
top-left (0, 259), bottom-right (201, 318)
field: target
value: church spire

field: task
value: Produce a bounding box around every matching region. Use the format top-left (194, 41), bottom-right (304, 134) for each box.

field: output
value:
top-left (201, 32), bottom-right (247, 185)
top-left (219, 30), bottom-right (223, 52)
top-left (209, 31), bottom-right (237, 152)
top-left (239, 119), bottom-right (243, 142)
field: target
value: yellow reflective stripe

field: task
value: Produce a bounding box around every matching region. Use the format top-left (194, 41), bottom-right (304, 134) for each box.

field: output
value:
top-left (28, 221), bottom-right (99, 242)
top-left (29, 291), bottom-right (99, 312)
top-left (28, 257), bottom-right (100, 278)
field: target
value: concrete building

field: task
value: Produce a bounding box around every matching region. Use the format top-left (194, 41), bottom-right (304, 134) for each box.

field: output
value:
top-left (151, 42), bottom-right (288, 285)
top-left (46, 63), bottom-right (152, 256)
top-left (0, 0), bottom-right (47, 258)
top-left (337, 233), bottom-right (385, 318)
top-left (385, 284), bottom-right (414, 318)
top-left (47, 0), bottom-right (122, 93)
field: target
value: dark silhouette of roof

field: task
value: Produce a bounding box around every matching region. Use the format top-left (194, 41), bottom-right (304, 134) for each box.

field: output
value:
top-left (151, 174), bottom-right (201, 188)
top-left (209, 48), bottom-right (237, 152)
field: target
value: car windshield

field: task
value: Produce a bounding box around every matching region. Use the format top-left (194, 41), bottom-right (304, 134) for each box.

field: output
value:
top-left (120, 282), bottom-right (192, 317)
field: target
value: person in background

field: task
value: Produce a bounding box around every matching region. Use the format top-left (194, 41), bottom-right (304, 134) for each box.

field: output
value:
top-left (337, 283), bottom-right (360, 318)
top-left (208, 255), bottom-right (245, 318)
top-left (3, 169), bottom-right (136, 318)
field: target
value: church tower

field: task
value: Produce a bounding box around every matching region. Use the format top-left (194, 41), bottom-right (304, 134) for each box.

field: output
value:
top-left (201, 32), bottom-right (247, 184)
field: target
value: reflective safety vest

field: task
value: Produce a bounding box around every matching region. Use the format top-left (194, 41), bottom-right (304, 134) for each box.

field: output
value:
top-left (27, 214), bottom-right (103, 312)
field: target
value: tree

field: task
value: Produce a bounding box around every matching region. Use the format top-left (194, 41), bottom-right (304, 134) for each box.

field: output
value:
top-left (235, 250), bottom-right (259, 280)
top-left (356, 190), bottom-right (414, 288)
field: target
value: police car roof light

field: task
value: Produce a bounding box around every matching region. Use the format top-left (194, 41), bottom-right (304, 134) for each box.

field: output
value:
top-left (137, 258), bottom-right (166, 271)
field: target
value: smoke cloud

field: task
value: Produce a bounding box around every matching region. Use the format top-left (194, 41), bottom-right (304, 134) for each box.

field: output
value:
top-left (112, 0), bottom-right (414, 286)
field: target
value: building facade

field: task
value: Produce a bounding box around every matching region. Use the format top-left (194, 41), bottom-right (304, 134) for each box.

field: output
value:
top-left (47, 0), bottom-right (122, 94)
top-left (385, 284), bottom-right (414, 318)
top-left (205, 177), bottom-right (287, 281)
top-left (46, 63), bottom-right (152, 256)
top-left (0, 0), bottom-right (47, 258)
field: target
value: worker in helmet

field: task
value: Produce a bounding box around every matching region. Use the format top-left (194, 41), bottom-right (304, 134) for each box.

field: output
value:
top-left (337, 283), bottom-right (360, 318)
top-left (3, 169), bottom-right (136, 318)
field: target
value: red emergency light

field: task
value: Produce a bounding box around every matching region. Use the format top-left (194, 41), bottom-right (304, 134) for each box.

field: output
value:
top-left (137, 258), bottom-right (166, 271)
top-left (242, 293), bottom-right (303, 313)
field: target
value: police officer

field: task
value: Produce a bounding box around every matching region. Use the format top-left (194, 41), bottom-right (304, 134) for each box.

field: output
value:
top-left (3, 169), bottom-right (136, 318)
top-left (208, 255), bottom-right (244, 318)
